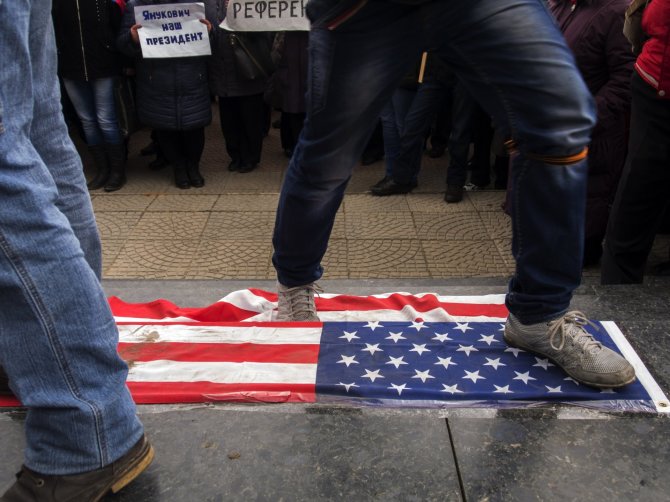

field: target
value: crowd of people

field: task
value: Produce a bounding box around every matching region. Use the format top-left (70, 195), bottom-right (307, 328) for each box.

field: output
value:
top-left (1, 0), bottom-right (668, 499)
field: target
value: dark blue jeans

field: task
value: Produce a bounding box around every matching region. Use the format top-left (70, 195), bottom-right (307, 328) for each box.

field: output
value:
top-left (272, 0), bottom-right (595, 324)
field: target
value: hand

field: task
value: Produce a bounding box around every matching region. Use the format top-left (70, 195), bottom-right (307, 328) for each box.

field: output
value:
top-left (130, 24), bottom-right (142, 44)
top-left (200, 18), bottom-right (212, 32)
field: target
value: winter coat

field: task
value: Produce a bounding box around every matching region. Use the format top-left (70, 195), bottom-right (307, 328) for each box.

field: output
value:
top-left (636, 0), bottom-right (670, 98)
top-left (52, 0), bottom-right (123, 81)
top-left (270, 31), bottom-right (308, 113)
top-left (204, 0), bottom-right (273, 98)
top-left (550, 0), bottom-right (635, 243)
top-left (117, 0), bottom-right (211, 131)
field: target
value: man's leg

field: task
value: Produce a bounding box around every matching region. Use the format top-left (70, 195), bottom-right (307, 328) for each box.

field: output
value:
top-left (0, 0), bottom-right (147, 481)
top-left (272, 1), bottom-right (424, 288)
top-left (424, 0), bottom-right (633, 387)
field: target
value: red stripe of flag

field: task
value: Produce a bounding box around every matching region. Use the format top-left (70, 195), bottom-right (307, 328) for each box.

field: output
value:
top-left (118, 342), bottom-right (320, 364)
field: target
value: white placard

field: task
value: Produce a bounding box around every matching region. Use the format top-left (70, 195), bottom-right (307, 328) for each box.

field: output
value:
top-left (219, 0), bottom-right (310, 31)
top-left (135, 2), bottom-right (211, 58)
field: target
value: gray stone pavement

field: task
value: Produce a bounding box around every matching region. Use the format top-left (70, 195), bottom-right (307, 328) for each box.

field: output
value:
top-left (2, 112), bottom-right (670, 500)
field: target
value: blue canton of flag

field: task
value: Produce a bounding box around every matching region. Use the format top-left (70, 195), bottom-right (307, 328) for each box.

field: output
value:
top-left (315, 321), bottom-right (650, 404)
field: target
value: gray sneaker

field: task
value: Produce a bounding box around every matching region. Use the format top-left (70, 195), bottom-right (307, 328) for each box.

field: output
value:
top-left (277, 282), bottom-right (321, 321)
top-left (504, 311), bottom-right (636, 388)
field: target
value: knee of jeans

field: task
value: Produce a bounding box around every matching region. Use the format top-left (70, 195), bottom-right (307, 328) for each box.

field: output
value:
top-left (505, 140), bottom-right (589, 166)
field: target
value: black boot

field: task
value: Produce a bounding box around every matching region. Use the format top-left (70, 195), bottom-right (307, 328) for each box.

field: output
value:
top-left (186, 161), bottom-right (205, 188)
top-left (174, 164), bottom-right (190, 189)
top-left (86, 145), bottom-right (110, 190)
top-left (103, 143), bottom-right (127, 192)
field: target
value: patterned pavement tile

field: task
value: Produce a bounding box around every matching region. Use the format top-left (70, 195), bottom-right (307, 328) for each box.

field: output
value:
top-left (105, 240), bottom-right (200, 279)
top-left (213, 194), bottom-right (279, 212)
top-left (186, 240), bottom-right (273, 279)
top-left (479, 210), bottom-right (513, 240)
top-left (95, 212), bottom-right (143, 240)
top-left (346, 165), bottom-right (387, 194)
top-left (346, 212), bottom-right (417, 240)
top-left (92, 194), bottom-right (155, 212)
top-left (415, 165), bottom-right (447, 193)
top-left (493, 238), bottom-right (515, 270)
top-left (225, 169), bottom-right (284, 193)
top-left (347, 239), bottom-right (430, 278)
top-left (406, 193), bottom-right (476, 213)
top-left (422, 240), bottom-right (513, 277)
top-left (147, 195), bottom-right (219, 212)
top-left (467, 190), bottom-right (507, 212)
top-left (128, 212), bottom-right (210, 240)
top-left (321, 239), bottom-right (350, 279)
top-left (413, 212), bottom-right (490, 241)
top-left (202, 212), bottom-right (275, 240)
top-left (343, 194), bottom-right (411, 213)
top-left (100, 239), bottom-right (125, 274)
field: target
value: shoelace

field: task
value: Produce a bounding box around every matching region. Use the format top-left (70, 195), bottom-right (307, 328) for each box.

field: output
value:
top-left (284, 283), bottom-right (323, 318)
top-left (547, 310), bottom-right (602, 353)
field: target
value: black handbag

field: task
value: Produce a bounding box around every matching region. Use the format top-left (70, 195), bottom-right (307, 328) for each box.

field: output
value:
top-left (114, 75), bottom-right (139, 138)
top-left (228, 33), bottom-right (275, 81)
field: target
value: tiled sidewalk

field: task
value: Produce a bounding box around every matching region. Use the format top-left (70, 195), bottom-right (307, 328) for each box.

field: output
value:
top-left (87, 108), bottom-right (669, 281)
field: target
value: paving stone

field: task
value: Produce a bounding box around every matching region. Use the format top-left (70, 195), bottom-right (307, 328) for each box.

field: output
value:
top-left (346, 212), bottom-right (417, 240)
top-left (128, 212), bottom-right (209, 241)
top-left (92, 194), bottom-right (156, 212)
top-left (213, 194), bottom-right (279, 212)
top-left (95, 212), bottom-right (143, 240)
top-left (347, 239), bottom-right (430, 278)
top-left (467, 190), bottom-right (507, 212)
top-left (414, 212), bottom-right (490, 240)
top-left (224, 169), bottom-right (284, 193)
top-left (480, 210), bottom-right (513, 240)
top-left (321, 239), bottom-right (349, 279)
top-left (105, 240), bottom-right (200, 279)
top-left (422, 240), bottom-right (513, 277)
top-left (187, 240), bottom-right (273, 279)
top-left (101, 239), bottom-right (126, 275)
top-left (407, 193), bottom-right (477, 213)
top-left (493, 238), bottom-right (516, 270)
top-left (415, 164), bottom-right (447, 193)
top-left (202, 212), bottom-right (275, 240)
top-left (343, 194), bottom-right (411, 213)
top-left (346, 165), bottom-right (387, 194)
top-left (331, 212), bottom-right (346, 240)
top-left (147, 195), bottom-right (218, 212)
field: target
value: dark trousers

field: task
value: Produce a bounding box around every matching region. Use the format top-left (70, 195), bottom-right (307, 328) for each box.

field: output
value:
top-left (601, 73), bottom-right (670, 284)
top-left (218, 93), bottom-right (265, 167)
top-left (155, 128), bottom-right (205, 168)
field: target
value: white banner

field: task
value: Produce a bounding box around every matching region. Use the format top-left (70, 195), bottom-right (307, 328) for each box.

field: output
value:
top-left (219, 0), bottom-right (310, 31)
top-left (135, 2), bottom-right (211, 58)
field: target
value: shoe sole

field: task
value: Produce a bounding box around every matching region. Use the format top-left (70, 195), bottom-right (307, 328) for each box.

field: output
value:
top-left (503, 333), bottom-right (636, 389)
top-left (89, 440), bottom-right (155, 502)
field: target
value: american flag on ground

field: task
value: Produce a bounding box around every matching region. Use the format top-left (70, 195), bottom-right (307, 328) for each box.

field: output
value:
top-left (0, 290), bottom-right (666, 412)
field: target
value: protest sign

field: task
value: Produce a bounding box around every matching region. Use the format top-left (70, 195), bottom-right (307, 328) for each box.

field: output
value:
top-left (219, 0), bottom-right (309, 31)
top-left (135, 2), bottom-right (211, 58)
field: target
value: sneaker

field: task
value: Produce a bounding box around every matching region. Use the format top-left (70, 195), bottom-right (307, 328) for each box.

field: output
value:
top-left (504, 311), bottom-right (636, 388)
top-left (277, 282), bottom-right (321, 321)
top-left (1, 434), bottom-right (154, 502)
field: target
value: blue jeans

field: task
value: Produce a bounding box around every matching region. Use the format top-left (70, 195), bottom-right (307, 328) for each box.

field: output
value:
top-left (272, 0), bottom-right (594, 324)
top-left (392, 79), bottom-right (449, 185)
top-left (62, 77), bottom-right (123, 146)
top-left (0, 0), bottom-right (143, 475)
top-left (380, 88), bottom-right (415, 178)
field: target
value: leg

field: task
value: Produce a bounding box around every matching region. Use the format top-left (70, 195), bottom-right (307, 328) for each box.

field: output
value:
top-left (0, 0), bottom-right (144, 476)
top-left (91, 77), bottom-right (123, 146)
top-left (272, 1), bottom-right (423, 287)
top-left (183, 127), bottom-right (206, 188)
top-left (156, 129), bottom-right (190, 189)
top-left (237, 92), bottom-right (265, 171)
top-left (601, 74), bottom-right (670, 283)
top-left (61, 78), bottom-right (104, 146)
top-left (218, 96), bottom-right (242, 168)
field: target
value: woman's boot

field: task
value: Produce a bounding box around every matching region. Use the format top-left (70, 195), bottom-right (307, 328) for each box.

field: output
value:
top-left (86, 144), bottom-right (110, 190)
top-left (186, 160), bottom-right (205, 188)
top-left (174, 163), bottom-right (190, 189)
top-left (103, 143), bottom-right (127, 192)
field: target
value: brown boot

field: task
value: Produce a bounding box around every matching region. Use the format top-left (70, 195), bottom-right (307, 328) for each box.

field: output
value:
top-left (1, 435), bottom-right (154, 502)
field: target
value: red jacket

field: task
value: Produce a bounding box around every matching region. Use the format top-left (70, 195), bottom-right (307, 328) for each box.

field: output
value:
top-left (636, 0), bottom-right (670, 97)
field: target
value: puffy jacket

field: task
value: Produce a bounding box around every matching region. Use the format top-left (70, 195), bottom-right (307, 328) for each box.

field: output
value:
top-left (52, 0), bottom-right (123, 81)
top-left (636, 0), bottom-right (670, 98)
top-left (117, 0), bottom-right (212, 130)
